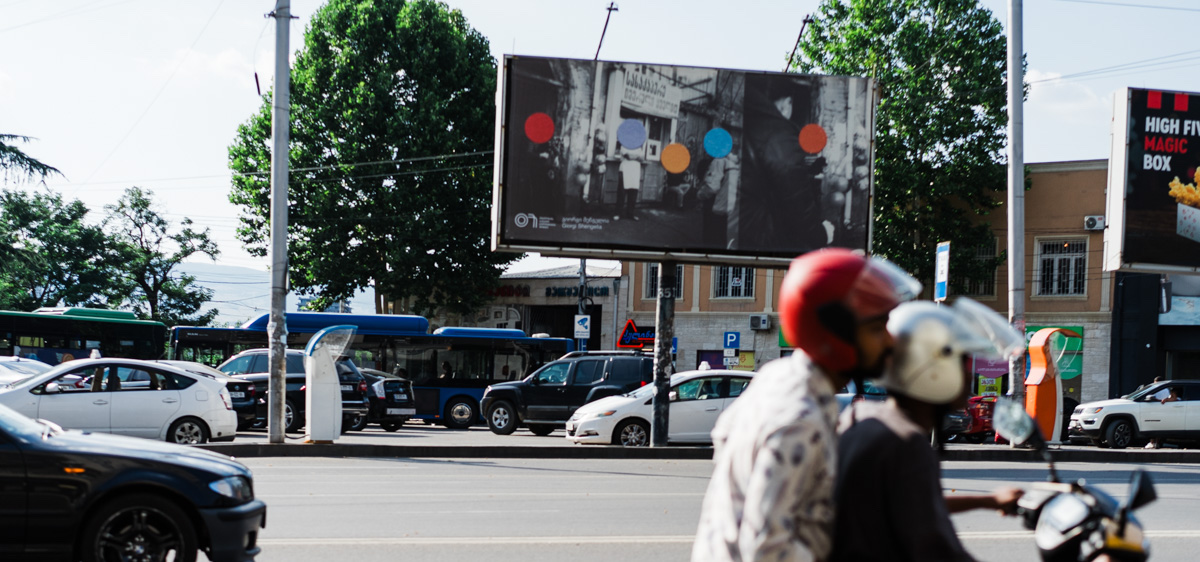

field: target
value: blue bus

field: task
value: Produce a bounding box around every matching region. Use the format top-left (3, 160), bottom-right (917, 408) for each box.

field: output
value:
top-left (168, 312), bottom-right (573, 428)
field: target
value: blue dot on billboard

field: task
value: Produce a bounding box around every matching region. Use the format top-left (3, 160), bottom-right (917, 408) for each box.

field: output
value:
top-left (617, 119), bottom-right (646, 149)
top-left (704, 128), bottom-right (733, 158)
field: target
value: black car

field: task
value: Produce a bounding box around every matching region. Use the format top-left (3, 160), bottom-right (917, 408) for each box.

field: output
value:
top-left (0, 403), bottom-right (265, 561)
top-left (360, 368), bottom-right (416, 431)
top-left (217, 349), bottom-right (370, 433)
top-left (480, 351), bottom-right (654, 436)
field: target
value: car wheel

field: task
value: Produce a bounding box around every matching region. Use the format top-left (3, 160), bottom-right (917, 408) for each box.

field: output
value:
top-left (345, 412), bottom-right (369, 432)
top-left (284, 400), bottom-right (303, 433)
top-left (81, 493), bottom-right (198, 562)
top-left (443, 397), bottom-right (477, 430)
top-left (486, 401), bottom-right (518, 435)
top-left (380, 421), bottom-right (403, 432)
top-left (166, 417), bottom-right (209, 445)
top-left (613, 419), bottom-right (650, 447)
top-left (1105, 419), bottom-right (1134, 449)
top-left (529, 425), bottom-right (555, 437)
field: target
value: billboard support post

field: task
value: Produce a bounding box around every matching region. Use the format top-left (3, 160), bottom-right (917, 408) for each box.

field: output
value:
top-left (651, 260), bottom-right (676, 447)
top-left (1007, 0), bottom-right (1027, 410)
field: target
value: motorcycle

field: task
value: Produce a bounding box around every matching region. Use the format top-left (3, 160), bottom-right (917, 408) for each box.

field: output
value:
top-left (993, 399), bottom-right (1158, 561)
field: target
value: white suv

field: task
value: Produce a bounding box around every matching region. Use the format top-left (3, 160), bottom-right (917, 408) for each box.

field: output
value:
top-left (1069, 380), bottom-right (1200, 449)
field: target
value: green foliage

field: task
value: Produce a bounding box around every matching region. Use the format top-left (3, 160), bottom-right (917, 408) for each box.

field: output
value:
top-left (0, 134), bottom-right (61, 185)
top-left (794, 0), bottom-right (1011, 290)
top-left (105, 187), bottom-right (220, 326)
top-left (228, 0), bottom-right (517, 316)
top-left (0, 190), bottom-right (119, 310)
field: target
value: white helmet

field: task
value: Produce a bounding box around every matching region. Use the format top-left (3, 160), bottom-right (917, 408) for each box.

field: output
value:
top-left (881, 297), bottom-right (1025, 404)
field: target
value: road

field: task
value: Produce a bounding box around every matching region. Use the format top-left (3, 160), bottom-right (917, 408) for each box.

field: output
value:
top-left (239, 456), bottom-right (1200, 562)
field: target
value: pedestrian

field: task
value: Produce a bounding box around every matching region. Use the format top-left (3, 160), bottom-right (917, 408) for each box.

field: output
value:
top-left (616, 146), bottom-right (642, 221)
top-left (831, 298), bottom-right (1026, 562)
top-left (692, 249), bottom-right (922, 561)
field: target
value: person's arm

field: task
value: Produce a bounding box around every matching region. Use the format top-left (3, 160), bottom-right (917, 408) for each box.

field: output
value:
top-left (736, 422), bottom-right (832, 562)
top-left (945, 488), bottom-right (1023, 514)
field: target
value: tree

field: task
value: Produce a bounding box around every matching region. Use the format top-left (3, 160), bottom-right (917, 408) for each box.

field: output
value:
top-left (0, 134), bottom-right (61, 185)
top-left (0, 190), bottom-right (119, 310)
top-left (105, 187), bottom-right (220, 326)
top-left (794, 0), bottom-right (1010, 288)
top-left (228, 0), bottom-right (516, 316)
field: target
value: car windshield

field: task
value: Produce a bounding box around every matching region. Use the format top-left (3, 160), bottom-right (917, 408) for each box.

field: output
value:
top-left (1126, 382), bottom-right (1169, 401)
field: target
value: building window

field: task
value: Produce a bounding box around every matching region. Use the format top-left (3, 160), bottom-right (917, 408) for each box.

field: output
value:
top-left (957, 240), bottom-right (998, 298)
top-left (1036, 239), bottom-right (1087, 297)
top-left (713, 266), bottom-right (755, 298)
top-left (644, 264), bottom-right (684, 299)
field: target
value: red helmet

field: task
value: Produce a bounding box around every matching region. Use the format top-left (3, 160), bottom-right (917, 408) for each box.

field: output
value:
top-left (779, 249), bottom-right (921, 372)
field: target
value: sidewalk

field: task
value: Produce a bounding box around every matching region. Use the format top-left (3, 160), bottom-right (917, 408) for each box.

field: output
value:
top-left (198, 425), bottom-right (1200, 463)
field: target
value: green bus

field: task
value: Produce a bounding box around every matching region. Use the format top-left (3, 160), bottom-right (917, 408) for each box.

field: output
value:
top-left (0, 308), bottom-right (168, 365)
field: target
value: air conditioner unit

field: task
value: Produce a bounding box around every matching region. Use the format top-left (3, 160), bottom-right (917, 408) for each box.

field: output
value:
top-left (750, 314), bottom-right (771, 331)
top-left (1084, 215), bottom-right (1106, 231)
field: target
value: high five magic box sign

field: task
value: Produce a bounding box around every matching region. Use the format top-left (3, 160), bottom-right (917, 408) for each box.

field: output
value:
top-left (1106, 87), bottom-right (1200, 273)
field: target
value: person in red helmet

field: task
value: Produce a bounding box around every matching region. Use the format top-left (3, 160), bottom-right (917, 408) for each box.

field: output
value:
top-left (693, 248), bottom-right (921, 562)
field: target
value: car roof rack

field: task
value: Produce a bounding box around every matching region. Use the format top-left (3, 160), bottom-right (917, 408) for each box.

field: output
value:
top-left (558, 350), bottom-right (650, 359)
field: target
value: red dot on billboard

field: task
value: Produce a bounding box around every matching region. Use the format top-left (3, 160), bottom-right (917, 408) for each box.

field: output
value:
top-left (799, 124), bottom-right (827, 154)
top-left (525, 113), bottom-right (554, 144)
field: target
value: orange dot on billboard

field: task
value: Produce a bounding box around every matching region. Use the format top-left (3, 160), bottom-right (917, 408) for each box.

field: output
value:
top-left (524, 112), bottom-right (554, 144)
top-left (799, 124), bottom-right (827, 154)
top-left (661, 143), bottom-right (690, 174)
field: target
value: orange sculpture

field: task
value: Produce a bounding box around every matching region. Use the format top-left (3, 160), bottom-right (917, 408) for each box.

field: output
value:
top-left (1025, 327), bottom-right (1081, 444)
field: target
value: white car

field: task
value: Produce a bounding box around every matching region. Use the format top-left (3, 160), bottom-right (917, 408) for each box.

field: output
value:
top-left (566, 369), bottom-right (753, 446)
top-left (0, 356), bottom-right (53, 385)
top-left (1069, 380), bottom-right (1200, 449)
top-left (0, 358), bottom-right (237, 444)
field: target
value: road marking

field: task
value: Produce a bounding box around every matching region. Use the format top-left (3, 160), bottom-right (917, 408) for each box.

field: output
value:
top-left (959, 530), bottom-right (1200, 539)
top-left (261, 492), bottom-right (703, 498)
top-left (257, 535), bottom-right (696, 546)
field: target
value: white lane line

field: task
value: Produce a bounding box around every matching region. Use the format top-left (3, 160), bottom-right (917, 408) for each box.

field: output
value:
top-left (257, 535), bottom-right (696, 546)
top-left (260, 492), bottom-right (703, 498)
top-left (959, 530), bottom-right (1200, 539)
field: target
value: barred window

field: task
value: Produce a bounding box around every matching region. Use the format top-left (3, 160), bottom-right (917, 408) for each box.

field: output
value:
top-left (644, 264), bottom-right (684, 299)
top-left (956, 240), bottom-right (998, 298)
top-left (713, 266), bottom-right (755, 298)
top-left (1037, 239), bottom-right (1087, 296)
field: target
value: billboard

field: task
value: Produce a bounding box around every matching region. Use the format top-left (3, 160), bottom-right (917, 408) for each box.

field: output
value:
top-left (1106, 87), bottom-right (1200, 273)
top-left (493, 55), bottom-right (877, 266)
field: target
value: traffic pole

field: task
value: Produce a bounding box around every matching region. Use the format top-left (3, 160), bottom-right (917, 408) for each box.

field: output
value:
top-left (267, 0), bottom-right (292, 444)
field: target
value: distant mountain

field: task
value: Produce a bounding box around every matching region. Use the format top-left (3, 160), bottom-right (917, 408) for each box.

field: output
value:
top-left (176, 262), bottom-right (376, 327)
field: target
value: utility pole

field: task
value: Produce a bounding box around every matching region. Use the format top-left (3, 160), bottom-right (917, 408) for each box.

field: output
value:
top-left (651, 261), bottom-right (676, 447)
top-left (1007, 0), bottom-right (1027, 408)
top-left (267, 0), bottom-right (292, 444)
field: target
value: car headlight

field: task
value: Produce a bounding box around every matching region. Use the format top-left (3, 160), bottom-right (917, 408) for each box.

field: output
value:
top-left (209, 476), bottom-right (254, 501)
top-left (586, 410), bottom-right (618, 420)
top-left (1085, 407), bottom-right (1103, 414)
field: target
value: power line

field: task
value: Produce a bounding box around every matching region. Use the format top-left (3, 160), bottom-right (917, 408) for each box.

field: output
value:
top-left (1052, 0), bottom-right (1200, 12)
top-left (78, 0), bottom-right (228, 188)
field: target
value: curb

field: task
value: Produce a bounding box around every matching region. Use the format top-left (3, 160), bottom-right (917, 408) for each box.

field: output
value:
top-left (198, 443), bottom-right (715, 460)
top-left (197, 443), bottom-right (1200, 463)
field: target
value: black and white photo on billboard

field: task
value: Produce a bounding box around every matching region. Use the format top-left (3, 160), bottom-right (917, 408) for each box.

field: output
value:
top-left (496, 55), bottom-right (875, 263)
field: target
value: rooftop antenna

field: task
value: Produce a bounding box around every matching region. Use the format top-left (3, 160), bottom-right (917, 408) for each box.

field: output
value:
top-left (595, 2), bottom-right (618, 61)
top-left (785, 14), bottom-right (814, 72)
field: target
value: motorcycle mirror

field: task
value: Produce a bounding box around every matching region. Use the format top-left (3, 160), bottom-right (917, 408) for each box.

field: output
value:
top-left (993, 399), bottom-right (1037, 445)
top-left (1126, 469), bottom-right (1158, 512)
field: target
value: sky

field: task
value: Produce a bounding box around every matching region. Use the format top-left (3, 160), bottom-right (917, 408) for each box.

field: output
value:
top-left (4, 0), bottom-right (1200, 277)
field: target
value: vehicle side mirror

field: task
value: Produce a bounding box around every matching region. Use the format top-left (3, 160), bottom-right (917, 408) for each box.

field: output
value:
top-left (531, 377), bottom-right (542, 386)
top-left (669, 391), bottom-right (678, 402)
top-left (1126, 470), bottom-right (1157, 512)
top-left (44, 382), bottom-right (61, 394)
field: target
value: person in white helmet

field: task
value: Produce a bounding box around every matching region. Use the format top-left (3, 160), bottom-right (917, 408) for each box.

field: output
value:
top-left (830, 298), bottom-right (1026, 562)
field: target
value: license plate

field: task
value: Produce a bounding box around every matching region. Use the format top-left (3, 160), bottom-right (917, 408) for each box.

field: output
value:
top-left (386, 408), bottom-right (416, 416)
top-left (230, 391), bottom-right (245, 399)
top-left (340, 385), bottom-right (353, 392)
top-left (393, 394), bottom-right (408, 401)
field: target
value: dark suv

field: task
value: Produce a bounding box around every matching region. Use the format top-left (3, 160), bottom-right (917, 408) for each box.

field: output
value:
top-left (217, 348), bottom-right (370, 433)
top-left (481, 351), bottom-right (654, 436)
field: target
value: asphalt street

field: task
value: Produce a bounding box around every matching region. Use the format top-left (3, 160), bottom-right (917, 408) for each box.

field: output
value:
top-left (239, 456), bottom-right (1200, 562)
